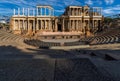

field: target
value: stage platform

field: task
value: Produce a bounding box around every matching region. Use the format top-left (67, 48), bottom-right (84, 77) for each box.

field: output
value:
top-left (36, 32), bottom-right (83, 39)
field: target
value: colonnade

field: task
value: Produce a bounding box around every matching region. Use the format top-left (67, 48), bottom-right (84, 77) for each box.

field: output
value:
top-left (37, 6), bottom-right (54, 16)
top-left (64, 20), bottom-right (83, 32)
top-left (14, 8), bottom-right (36, 16)
top-left (92, 7), bottom-right (102, 16)
top-left (13, 19), bottom-right (54, 32)
top-left (13, 6), bottom-right (54, 16)
top-left (92, 20), bottom-right (101, 30)
top-left (66, 7), bottom-right (102, 16)
top-left (13, 19), bottom-right (36, 31)
top-left (68, 8), bottom-right (82, 16)
top-left (36, 19), bottom-right (52, 31)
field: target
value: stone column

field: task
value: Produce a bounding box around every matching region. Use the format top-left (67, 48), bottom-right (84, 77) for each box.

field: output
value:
top-left (41, 8), bottom-right (42, 16)
top-left (28, 8), bottom-right (29, 16)
top-left (75, 20), bottom-right (76, 30)
top-left (80, 8), bottom-right (81, 16)
top-left (53, 9), bottom-right (54, 16)
top-left (73, 20), bottom-right (75, 31)
top-left (44, 20), bottom-right (46, 30)
top-left (49, 9), bottom-right (51, 16)
top-left (14, 9), bottom-right (15, 16)
top-left (55, 19), bottom-right (58, 32)
top-left (36, 19), bottom-right (38, 30)
top-left (45, 7), bottom-right (46, 16)
top-left (93, 20), bottom-right (94, 30)
top-left (68, 8), bottom-right (70, 16)
top-left (62, 19), bottom-right (64, 32)
top-left (82, 20), bottom-right (84, 32)
top-left (23, 8), bottom-right (24, 16)
top-left (18, 8), bottom-right (20, 16)
top-left (13, 19), bottom-right (15, 30)
top-left (69, 8), bottom-right (71, 16)
top-left (23, 20), bottom-right (24, 30)
top-left (71, 20), bottom-right (73, 31)
top-left (28, 20), bottom-right (29, 31)
top-left (72, 8), bottom-right (74, 16)
top-left (78, 20), bottom-right (80, 31)
top-left (41, 20), bottom-right (43, 30)
top-left (93, 8), bottom-right (94, 16)
top-left (37, 8), bottom-right (38, 16)
top-left (69, 20), bottom-right (71, 31)
top-left (49, 20), bottom-right (50, 30)
top-left (18, 20), bottom-right (20, 30)
top-left (24, 20), bottom-right (26, 30)
top-left (78, 8), bottom-right (79, 16)
top-left (33, 9), bottom-right (35, 16)
top-left (33, 20), bottom-right (35, 31)
top-left (80, 20), bottom-right (83, 31)
top-left (88, 20), bottom-right (90, 30)
top-left (76, 20), bottom-right (78, 31)
top-left (76, 8), bottom-right (78, 16)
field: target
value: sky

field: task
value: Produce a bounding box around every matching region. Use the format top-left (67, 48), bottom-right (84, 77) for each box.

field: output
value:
top-left (0, 0), bottom-right (120, 17)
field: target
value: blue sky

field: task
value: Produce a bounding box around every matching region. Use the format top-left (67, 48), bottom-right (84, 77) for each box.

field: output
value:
top-left (0, 0), bottom-right (120, 16)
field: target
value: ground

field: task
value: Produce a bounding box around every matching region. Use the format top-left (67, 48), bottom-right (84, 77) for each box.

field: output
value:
top-left (0, 29), bottom-right (120, 81)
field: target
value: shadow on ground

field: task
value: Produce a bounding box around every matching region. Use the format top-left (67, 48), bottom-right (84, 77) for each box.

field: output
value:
top-left (0, 45), bottom-right (120, 81)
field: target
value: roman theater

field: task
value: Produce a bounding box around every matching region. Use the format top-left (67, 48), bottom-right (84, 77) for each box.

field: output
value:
top-left (10, 5), bottom-right (103, 38)
top-left (1, 5), bottom-right (120, 81)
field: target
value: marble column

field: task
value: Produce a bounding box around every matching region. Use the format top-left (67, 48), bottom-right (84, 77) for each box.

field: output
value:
top-left (18, 8), bottom-right (20, 16)
top-left (73, 20), bottom-right (75, 31)
top-left (49, 9), bottom-right (51, 16)
top-left (62, 19), bottom-right (64, 32)
top-left (36, 19), bottom-right (38, 30)
top-left (69, 8), bottom-right (70, 16)
top-left (76, 8), bottom-right (78, 16)
top-left (28, 20), bottom-right (29, 31)
top-left (13, 19), bottom-right (15, 30)
top-left (23, 20), bottom-right (24, 30)
top-left (41, 20), bottom-right (43, 30)
top-left (53, 9), bottom-right (54, 16)
top-left (18, 20), bottom-right (20, 30)
top-left (76, 20), bottom-right (78, 31)
top-left (48, 20), bottom-right (50, 30)
top-left (93, 20), bottom-right (94, 30)
top-left (70, 8), bottom-right (71, 16)
top-left (14, 9), bottom-right (15, 16)
top-left (33, 20), bottom-right (35, 31)
top-left (69, 20), bottom-right (71, 31)
top-left (33, 9), bottom-right (35, 16)
top-left (28, 8), bottom-right (29, 16)
top-left (45, 8), bottom-right (46, 16)
top-left (37, 8), bottom-right (38, 16)
top-left (41, 8), bottom-right (42, 16)
top-left (24, 20), bottom-right (26, 30)
top-left (81, 20), bottom-right (82, 31)
top-left (23, 8), bottom-right (24, 16)
top-left (44, 20), bottom-right (46, 29)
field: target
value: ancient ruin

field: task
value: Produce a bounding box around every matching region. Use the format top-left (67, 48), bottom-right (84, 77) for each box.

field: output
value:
top-left (10, 5), bottom-right (103, 38)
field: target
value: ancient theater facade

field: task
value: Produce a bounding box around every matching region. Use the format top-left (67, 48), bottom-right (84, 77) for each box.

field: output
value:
top-left (10, 5), bottom-right (103, 37)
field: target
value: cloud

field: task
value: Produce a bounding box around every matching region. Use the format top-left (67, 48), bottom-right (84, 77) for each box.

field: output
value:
top-left (0, 0), bottom-right (83, 16)
top-left (105, 0), bottom-right (114, 5)
top-left (0, 0), bottom-right (119, 17)
top-left (85, 0), bottom-right (93, 5)
top-left (103, 5), bottom-right (120, 16)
